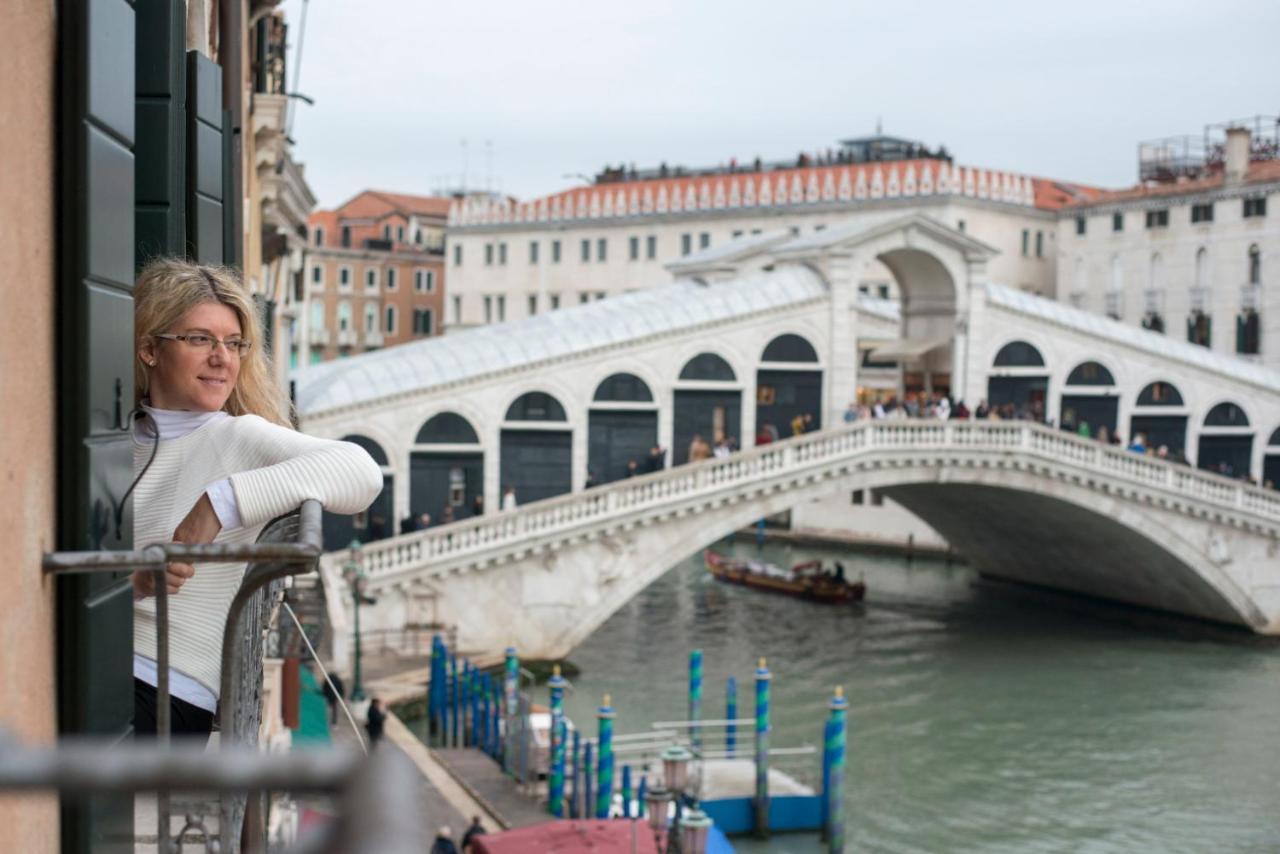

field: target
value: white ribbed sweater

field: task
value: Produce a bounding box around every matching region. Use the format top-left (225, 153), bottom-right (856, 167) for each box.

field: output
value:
top-left (133, 414), bottom-right (382, 697)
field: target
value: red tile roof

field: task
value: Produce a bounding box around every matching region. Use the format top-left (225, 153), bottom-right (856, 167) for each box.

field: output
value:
top-left (451, 160), bottom-right (1104, 227)
top-left (1065, 160), bottom-right (1280, 208)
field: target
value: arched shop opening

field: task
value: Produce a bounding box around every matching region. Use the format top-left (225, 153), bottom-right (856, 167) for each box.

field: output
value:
top-left (756, 334), bottom-right (823, 438)
top-left (323, 434), bottom-right (394, 550)
top-left (673, 353), bottom-right (742, 465)
top-left (1264, 427), bottom-right (1280, 489)
top-left (1197, 402), bottom-right (1253, 478)
top-left (986, 340), bottom-right (1048, 421)
top-left (1058, 360), bottom-right (1118, 436)
top-left (410, 412), bottom-right (483, 528)
top-left (1129, 381), bottom-right (1188, 458)
top-left (500, 392), bottom-right (572, 503)
top-left (588, 373), bottom-right (659, 485)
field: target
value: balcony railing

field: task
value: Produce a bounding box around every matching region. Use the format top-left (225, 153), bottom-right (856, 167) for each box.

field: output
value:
top-left (364, 330), bottom-right (384, 348)
top-left (309, 327), bottom-right (331, 346)
top-left (39, 501), bottom-right (335, 852)
top-left (336, 329), bottom-right (358, 348)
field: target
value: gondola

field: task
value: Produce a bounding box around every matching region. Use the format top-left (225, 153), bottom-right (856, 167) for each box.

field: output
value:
top-left (703, 550), bottom-right (865, 603)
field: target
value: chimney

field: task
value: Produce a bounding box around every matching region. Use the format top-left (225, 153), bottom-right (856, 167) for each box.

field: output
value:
top-left (1225, 127), bottom-right (1251, 185)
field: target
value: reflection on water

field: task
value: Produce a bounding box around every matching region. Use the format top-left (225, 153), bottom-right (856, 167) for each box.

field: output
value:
top-left (553, 542), bottom-right (1280, 853)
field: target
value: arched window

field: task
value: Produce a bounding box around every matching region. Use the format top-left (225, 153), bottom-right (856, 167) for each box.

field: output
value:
top-left (992, 341), bottom-right (1045, 368)
top-left (761, 333), bottom-right (819, 363)
top-left (678, 353), bottom-right (736, 381)
top-left (1066, 361), bottom-right (1115, 386)
top-left (1136, 382), bottom-right (1183, 407)
top-left (505, 391), bottom-right (567, 422)
top-left (364, 303), bottom-right (378, 333)
top-left (337, 301), bottom-right (352, 332)
top-left (593, 373), bottom-right (654, 403)
top-left (1204, 403), bottom-right (1249, 428)
top-left (415, 412), bottom-right (480, 444)
top-left (1268, 427), bottom-right (1280, 447)
top-left (341, 434), bottom-right (389, 466)
top-left (310, 300), bottom-right (325, 329)
top-left (1249, 244), bottom-right (1261, 286)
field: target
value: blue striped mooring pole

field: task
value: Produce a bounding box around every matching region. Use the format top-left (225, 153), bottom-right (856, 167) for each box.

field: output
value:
top-left (583, 741), bottom-right (595, 823)
top-left (826, 686), bottom-right (848, 853)
top-left (596, 695), bottom-right (615, 818)
top-left (621, 765), bottom-right (633, 818)
top-left (548, 665), bottom-right (568, 816)
top-left (502, 647), bottom-right (518, 770)
top-left (688, 650), bottom-right (703, 752)
top-left (449, 653), bottom-right (460, 747)
top-left (569, 728), bottom-right (582, 819)
top-left (754, 657), bottom-right (771, 838)
top-left (726, 676), bottom-right (738, 757)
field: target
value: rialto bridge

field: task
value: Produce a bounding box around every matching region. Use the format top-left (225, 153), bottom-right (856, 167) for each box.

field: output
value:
top-left (293, 214), bottom-right (1280, 660)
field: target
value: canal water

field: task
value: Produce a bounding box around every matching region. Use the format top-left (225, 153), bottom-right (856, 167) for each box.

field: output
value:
top-left (551, 540), bottom-right (1280, 853)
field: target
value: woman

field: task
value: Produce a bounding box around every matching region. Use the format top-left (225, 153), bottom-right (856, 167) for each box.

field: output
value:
top-left (130, 259), bottom-right (382, 738)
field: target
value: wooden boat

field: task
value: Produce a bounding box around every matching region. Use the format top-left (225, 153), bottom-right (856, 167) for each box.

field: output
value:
top-left (704, 550), bottom-right (865, 603)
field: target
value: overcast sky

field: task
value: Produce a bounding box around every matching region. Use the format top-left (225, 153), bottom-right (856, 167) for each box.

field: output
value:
top-left (278, 0), bottom-right (1280, 210)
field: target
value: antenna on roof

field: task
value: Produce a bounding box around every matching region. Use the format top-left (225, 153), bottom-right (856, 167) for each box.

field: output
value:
top-left (460, 138), bottom-right (469, 193)
top-left (876, 116), bottom-right (883, 135)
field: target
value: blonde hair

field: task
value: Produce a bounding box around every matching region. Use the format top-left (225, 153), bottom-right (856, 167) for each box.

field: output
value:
top-left (134, 258), bottom-right (291, 426)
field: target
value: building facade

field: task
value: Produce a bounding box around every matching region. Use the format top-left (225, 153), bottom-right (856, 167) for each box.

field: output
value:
top-left (1057, 120), bottom-right (1280, 369)
top-left (1, 2), bottom-right (311, 849)
top-left (302, 191), bottom-right (449, 365)
top-left (444, 138), bottom-right (1101, 328)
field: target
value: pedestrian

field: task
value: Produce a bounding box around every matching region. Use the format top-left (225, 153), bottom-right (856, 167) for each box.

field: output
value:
top-left (1077, 421), bottom-right (1091, 439)
top-left (400, 513), bottom-right (420, 535)
top-left (471, 494), bottom-right (485, 517)
top-left (129, 259), bottom-right (382, 740)
top-left (688, 433), bottom-right (711, 462)
top-left (625, 459), bottom-right (639, 478)
top-left (501, 485), bottom-right (518, 511)
top-left (418, 511), bottom-right (432, 530)
top-left (321, 670), bottom-right (346, 725)
top-left (802, 413), bottom-right (815, 433)
top-left (646, 445), bottom-right (666, 472)
top-left (440, 505), bottom-right (455, 525)
top-left (431, 826), bottom-right (459, 854)
top-left (365, 697), bottom-right (386, 746)
top-left (790, 413), bottom-right (805, 436)
top-left (461, 816), bottom-right (487, 852)
top-left (843, 402), bottom-right (857, 424)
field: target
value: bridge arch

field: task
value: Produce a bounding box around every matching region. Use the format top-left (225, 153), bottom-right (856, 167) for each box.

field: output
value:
top-left (673, 349), bottom-right (745, 464)
top-left (518, 453), bottom-right (1268, 655)
top-left (322, 434), bottom-right (395, 550)
top-left (1058, 359), bottom-right (1120, 437)
top-left (588, 372), bottom-right (660, 485)
top-left (987, 340), bottom-right (1049, 420)
top-left (1197, 400), bottom-right (1254, 477)
top-left (1265, 427), bottom-right (1280, 489)
top-left (411, 411), bottom-right (484, 527)
top-left (757, 331), bottom-right (824, 441)
top-left (501, 391), bottom-right (573, 504)
top-left (1130, 380), bottom-right (1188, 457)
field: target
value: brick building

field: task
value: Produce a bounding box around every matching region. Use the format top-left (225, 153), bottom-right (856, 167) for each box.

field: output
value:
top-left (302, 190), bottom-right (450, 365)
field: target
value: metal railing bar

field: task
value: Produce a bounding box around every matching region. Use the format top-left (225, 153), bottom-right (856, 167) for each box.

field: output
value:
top-left (42, 541), bottom-right (321, 574)
top-left (0, 736), bottom-right (361, 793)
top-left (650, 718), bottom-right (754, 729)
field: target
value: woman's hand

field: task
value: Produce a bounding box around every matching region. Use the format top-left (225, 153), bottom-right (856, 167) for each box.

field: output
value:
top-left (131, 494), bottom-right (223, 600)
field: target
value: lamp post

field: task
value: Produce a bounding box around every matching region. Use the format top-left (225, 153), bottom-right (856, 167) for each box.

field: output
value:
top-left (645, 784), bottom-right (671, 852)
top-left (342, 540), bottom-right (368, 701)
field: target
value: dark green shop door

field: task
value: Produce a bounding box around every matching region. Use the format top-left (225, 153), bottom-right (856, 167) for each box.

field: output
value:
top-left (500, 430), bottom-right (572, 503)
top-left (673, 390), bottom-right (742, 465)
top-left (588, 410), bottom-right (658, 484)
top-left (410, 453), bottom-right (484, 525)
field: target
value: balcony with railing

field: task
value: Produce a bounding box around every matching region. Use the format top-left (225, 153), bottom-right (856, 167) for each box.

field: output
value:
top-left (309, 327), bottom-right (331, 346)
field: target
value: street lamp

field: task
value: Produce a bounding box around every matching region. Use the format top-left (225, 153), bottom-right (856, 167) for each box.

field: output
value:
top-left (678, 808), bottom-right (712, 854)
top-left (342, 539), bottom-right (370, 701)
top-left (661, 745), bottom-right (693, 794)
top-left (645, 784), bottom-right (671, 852)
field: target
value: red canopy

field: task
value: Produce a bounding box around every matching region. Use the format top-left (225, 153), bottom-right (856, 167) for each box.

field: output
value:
top-left (470, 820), bottom-right (659, 854)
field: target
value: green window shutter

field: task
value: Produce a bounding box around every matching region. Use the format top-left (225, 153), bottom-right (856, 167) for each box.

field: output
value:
top-left (134, 0), bottom-right (187, 270)
top-left (185, 50), bottom-right (224, 263)
top-left (57, 0), bottom-right (140, 848)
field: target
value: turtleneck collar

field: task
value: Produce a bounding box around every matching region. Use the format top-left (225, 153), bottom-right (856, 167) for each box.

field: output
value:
top-left (136, 400), bottom-right (230, 441)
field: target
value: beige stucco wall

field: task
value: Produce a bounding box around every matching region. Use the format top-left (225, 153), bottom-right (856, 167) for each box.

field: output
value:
top-left (0, 1), bottom-right (60, 850)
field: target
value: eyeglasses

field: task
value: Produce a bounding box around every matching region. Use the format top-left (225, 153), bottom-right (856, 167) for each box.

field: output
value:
top-left (154, 332), bottom-right (252, 357)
